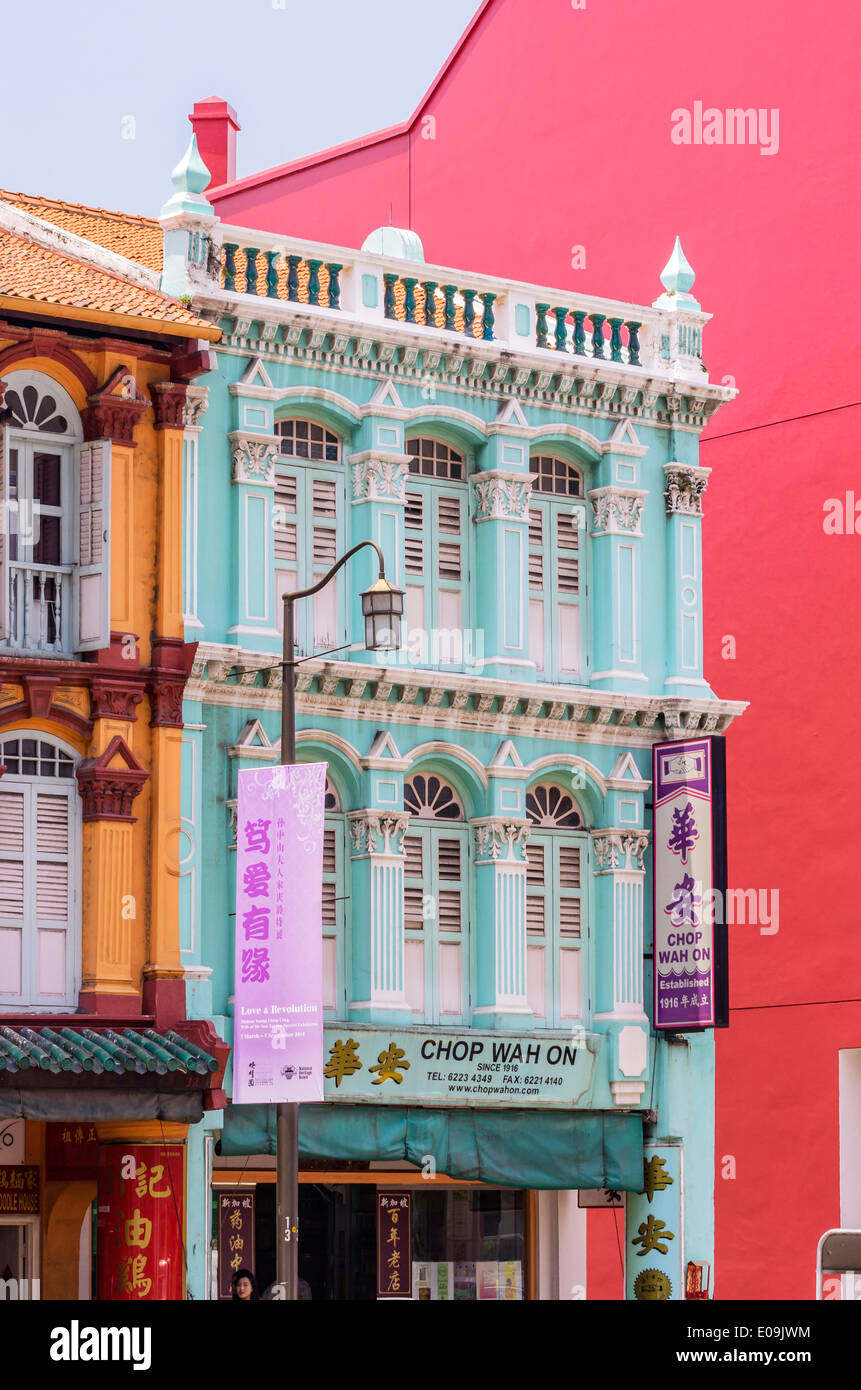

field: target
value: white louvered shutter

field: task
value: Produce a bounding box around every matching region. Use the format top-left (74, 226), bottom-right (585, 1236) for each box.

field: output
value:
top-left (76, 440), bottom-right (111, 650)
top-left (0, 426), bottom-right (8, 642)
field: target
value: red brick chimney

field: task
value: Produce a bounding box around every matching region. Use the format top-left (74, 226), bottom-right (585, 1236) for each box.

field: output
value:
top-left (188, 96), bottom-right (241, 189)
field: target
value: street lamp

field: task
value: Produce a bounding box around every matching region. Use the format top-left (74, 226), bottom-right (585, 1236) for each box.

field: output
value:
top-left (276, 539), bottom-right (403, 1300)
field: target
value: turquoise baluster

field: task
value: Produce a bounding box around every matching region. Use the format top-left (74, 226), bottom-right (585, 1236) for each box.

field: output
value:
top-left (626, 321), bottom-right (642, 366)
top-left (286, 255), bottom-right (301, 302)
top-left (244, 248), bottom-right (259, 296)
top-left (590, 313), bottom-right (605, 359)
top-left (481, 292), bottom-right (496, 341)
top-left (554, 306), bottom-right (569, 351)
top-left (265, 251), bottom-right (279, 298)
top-left (536, 303), bottom-right (550, 350)
top-left (572, 311), bottom-right (587, 356)
top-left (463, 288), bottom-right (477, 337)
top-left (384, 273), bottom-right (398, 320)
top-left (327, 264), bottom-right (342, 309)
top-left (609, 316), bottom-right (624, 362)
top-left (223, 243), bottom-right (238, 292)
top-left (403, 277), bottom-right (418, 324)
top-left (308, 259), bottom-right (322, 306)
top-left (422, 281), bottom-right (438, 327)
top-left (443, 284), bottom-right (458, 331)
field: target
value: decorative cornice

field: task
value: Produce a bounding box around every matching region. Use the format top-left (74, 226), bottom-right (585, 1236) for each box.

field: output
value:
top-left (90, 680), bottom-right (145, 722)
top-left (348, 811), bottom-right (410, 858)
top-left (471, 817), bottom-right (531, 863)
top-left (663, 463), bottom-right (711, 516)
top-left (148, 675), bottom-right (185, 727)
top-left (76, 734), bottom-right (149, 822)
top-left (590, 829), bottom-right (650, 873)
top-left (150, 381), bottom-right (188, 431)
top-left (588, 486), bottom-right (648, 537)
top-left (81, 366), bottom-right (148, 445)
top-left (348, 450), bottom-right (412, 504)
top-left (229, 431), bottom-right (280, 485)
top-left (471, 471), bottom-right (533, 522)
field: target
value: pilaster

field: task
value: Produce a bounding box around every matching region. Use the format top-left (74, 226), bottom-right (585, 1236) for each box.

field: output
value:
top-left (228, 432), bottom-right (280, 644)
top-left (182, 385), bottom-right (209, 630)
top-left (151, 382), bottom-right (188, 641)
top-left (348, 439), bottom-right (411, 662)
top-left (470, 469), bottom-right (533, 679)
top-left (587, 486), bottom-right (649, 690)
top-left (591, 827), bottom-right (651, 1106)
top-left (347, 810), bottom-right (413, 1024)
top-left (662, 463), bottom-right (711, 695)
top-left (470, 817), bottom-right (533, 1029)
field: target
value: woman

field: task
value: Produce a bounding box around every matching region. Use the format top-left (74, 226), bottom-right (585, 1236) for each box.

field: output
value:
top-left (231, 1267), bottom-right (260, 1301)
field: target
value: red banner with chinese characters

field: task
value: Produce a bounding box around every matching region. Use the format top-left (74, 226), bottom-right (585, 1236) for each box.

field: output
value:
top-left (377, 1191), bottom-right (412, 1298)
top-left (97, 1144), bottom-right (185, 1301)
top-left (217, 1190), bottom-right (256, 1298)
top-left (46, 1121), bottom-right (99, 1181)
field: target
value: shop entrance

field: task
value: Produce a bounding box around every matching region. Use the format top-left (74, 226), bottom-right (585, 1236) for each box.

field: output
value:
top-left (0, 1217), bottom-right (39, 1299)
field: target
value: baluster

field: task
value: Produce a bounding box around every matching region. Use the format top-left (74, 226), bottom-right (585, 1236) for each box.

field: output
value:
top-left (442, 285), bottom-right (458, 332)
top-left (8, 569), bottom-right (16, 648)
top-left (626, 321), bottom-right (642, 366)
top-left (22, 570), bottom-right (32, 650)
top-left (265, 251), bottom-right (280, 298)
top-left (480, 292), bottom-right (496, 341)
top-left (307, 260), bottom-right (323, 306)
top-left (54, 573), bottom-right (62, 650)
top-left (536, 303), bottom-right (550, 350)
top-left (402, 277), bottom-right (418, 324)
top-left (327, 264), bottom-right (342, 309)
top-left (553, 306), bottom-right (569, 352)
top-left (609, 317), bottom-right (624, 363)
top-left (222, 243), bottom-right (237, 292)
top-left (40, 571), bottom-right (48, 650)
top-left (243, 248), bottom-right (259, 296)
top-left (286, 255), bottom-right (301, 302)
top-left (384, 274), bottom-right (398, 320)
top-left (463, 289), bottom-right (477, 337)
top-left (590, 313), bottom-right (605, 359)
top-left (422, 281), bottom-right (438, 327)
top-left (572, 311), bottom-right (587, 356)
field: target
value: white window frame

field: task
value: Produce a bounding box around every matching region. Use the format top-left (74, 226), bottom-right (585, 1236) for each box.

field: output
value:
top-left (403, 437), bottom-right (470, 671)
top-left (528, 455), bottom-right (588, 683)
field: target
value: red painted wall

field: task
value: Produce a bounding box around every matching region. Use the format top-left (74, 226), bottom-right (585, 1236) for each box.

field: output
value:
top-left (206, 0), bottom-right (861, 1299)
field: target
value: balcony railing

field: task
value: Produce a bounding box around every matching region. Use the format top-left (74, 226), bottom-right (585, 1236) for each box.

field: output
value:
top-left (203, 223), bottom-right (710, 383)
top-left (4, 563), bottom-right (73, 653)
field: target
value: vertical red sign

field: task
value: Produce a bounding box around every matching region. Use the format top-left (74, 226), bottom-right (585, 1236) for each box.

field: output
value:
top-left (377, 1191), bottom-right (412, 1298)
top-left (97, 1144), bottom-right (185, 1300)
top-left (217, 1190), bottom-right (256, 1298)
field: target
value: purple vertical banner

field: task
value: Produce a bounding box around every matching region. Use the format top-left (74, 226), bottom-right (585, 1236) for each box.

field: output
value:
top-left (233, 762), bottom-right (326, 1103)
top-left (652, 738), bottom-right (727, 1031)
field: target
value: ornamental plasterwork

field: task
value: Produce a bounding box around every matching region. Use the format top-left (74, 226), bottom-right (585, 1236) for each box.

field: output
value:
top-left (588, 487), bottom-right (647, 537)
top-left (349, 451), bottom-right (411, 503)
top-left (183, 385), bottom-right (209, 428)
top-left (348, 812), bottom-right (410, 858)
top-left (230, 434), bottom-right (280, 485)
top-left (472, 819), bottom-right (530, 864)
top-left (471, 471), bottom-right (533, 522)
top-left (663, 464), bottom-right (710, 516)
top-left (591, 830), bottom-right (650, 873)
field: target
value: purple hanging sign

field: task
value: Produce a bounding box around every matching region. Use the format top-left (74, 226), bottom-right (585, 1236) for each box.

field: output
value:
top-left (233, 762), bottom-right (326, 1103)
top-left (652, 737), bottom-right (728, 1031)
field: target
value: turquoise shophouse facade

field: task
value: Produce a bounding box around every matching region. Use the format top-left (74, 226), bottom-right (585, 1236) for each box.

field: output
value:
top-left (162, 139), bottom-right (745, 1300)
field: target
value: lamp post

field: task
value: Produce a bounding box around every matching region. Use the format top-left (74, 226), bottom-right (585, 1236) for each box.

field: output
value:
top-left (276, 538), bottom-right (403, 1300)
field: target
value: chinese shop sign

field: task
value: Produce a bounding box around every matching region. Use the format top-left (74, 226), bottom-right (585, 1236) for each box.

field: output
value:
top-left (217, 1190), bottom-right (256, 1298)
top-left (322, 1025), bottom-right (595, 1107)
top-left (626, 1144), bottom-right (683, 1301)
top-left (377, 1192), bottom-right (412, 1298)
top-left (0, 1165), bottom-right (39, 1214)
top-left (233, 763), bottom-right (326, 1104)
top-left (652, 737), bottom-right (728, 1030)
top-left (46, 1122), bottom-right (99, 1181)
top-left (97, 1144), bottom-right (185, 1300)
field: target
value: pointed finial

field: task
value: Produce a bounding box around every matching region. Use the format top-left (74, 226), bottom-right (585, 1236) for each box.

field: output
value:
top-left (171, 133), bottom-right (212, 196)
top-left (660, 236), bottom-right (696, 295)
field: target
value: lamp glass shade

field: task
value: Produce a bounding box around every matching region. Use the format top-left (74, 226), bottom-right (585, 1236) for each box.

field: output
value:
top-left (361, 577), bottom-right (404, 651)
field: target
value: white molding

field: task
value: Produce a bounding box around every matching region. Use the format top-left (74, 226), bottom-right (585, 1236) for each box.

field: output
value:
top-left (0, 198), bottom-right (160, 290)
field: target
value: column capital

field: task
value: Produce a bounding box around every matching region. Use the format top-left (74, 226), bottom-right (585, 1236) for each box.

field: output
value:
top-left (229, 432), bottom-right (280, 485)
top-left (348, 810), bottom-right (410, 858)
top-left (662, 462), bottom-right (711, 516)
top-left (348, 450), bottom-right (412, 504)
top-left (471, 470), bottom-right (533, 522)
top-left (76, 734), bottom-right (149, 822)
top-left (591, 829), bottom-right (650, 873)
top-left (588, 486), bottom-right (648, 537)
top-left (471, 817), bottom-right (531, 863)
top-left (150, 380), bottom-right (189, 430)
top-left (183, 383), bottom-right (210, 428)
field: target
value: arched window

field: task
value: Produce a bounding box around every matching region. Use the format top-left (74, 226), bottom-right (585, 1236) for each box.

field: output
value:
top-left (525, 783), bottom-right (586, 1025)
top-left (528, 454), bottom-right (587, 682)
top-left (0, 733), bottom-right (79, 1008)
top-left (403, 773), bottom-right (467, 1024)
top-left (0, 369), bottom-right (104, 656)
top-left (273, 417), bottom-right (345, 656)
top-left (321, 774), bottom-right (347, 1017)
top-left (404, 438), bottom-right (469, 670)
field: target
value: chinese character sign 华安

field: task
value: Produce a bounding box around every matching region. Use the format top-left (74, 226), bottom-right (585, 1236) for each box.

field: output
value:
top-left (233, 762), bottom-right (327, 1103)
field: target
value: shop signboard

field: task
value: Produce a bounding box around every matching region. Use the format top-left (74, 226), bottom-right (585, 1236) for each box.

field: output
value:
top-left (46, 1121), bottom-right (99, 1181)
top-left (652, 736), bottom-right (728, 1031)
top-left (0, 1165), bottom-right (39, 1214)
top-left (322, 1025), bottom-right (595, 1107)
top-left (626, 1143), bottom-right (683, 1302)
top-left (233, 762), bottom-right (326, 1105)
top-left (217, 1190), bottom-right (256, 1298)
top-left (96, 1144), bottom-right (185, 1300)
top-left (377, 1192), bottom-right (412, 1298)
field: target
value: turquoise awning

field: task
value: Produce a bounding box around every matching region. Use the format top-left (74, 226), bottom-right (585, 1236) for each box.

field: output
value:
top-left (218, 1104), bottom-right (644, 1191)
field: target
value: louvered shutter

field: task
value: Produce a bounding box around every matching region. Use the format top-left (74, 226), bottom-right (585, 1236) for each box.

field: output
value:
top-left (76, 440), bottom-right (111, 650)
top-left (0, 426), bottom-right (7, 642)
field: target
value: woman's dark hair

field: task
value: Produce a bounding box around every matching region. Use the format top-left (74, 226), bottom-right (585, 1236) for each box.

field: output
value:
top-left (231, 1267), bottom-right (260, 1300)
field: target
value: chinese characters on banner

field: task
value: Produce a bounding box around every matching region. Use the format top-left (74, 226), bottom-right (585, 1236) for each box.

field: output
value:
top-left (233, 763), bottom-right (327, 1104)
top-left (96, 1144), bottom-right (184, 1300)
top-left (652, 737), bottom-right (728, 1031)
top-left (377, 1192), bottom-right (412, 1298)
top-left (45, 1122), bottom-right (99, 1181)
top-left (0, 1165), bottom-right (39, 1214)
top-left (626, 1144), bottom-right (683, 1301)
top-left (217, 1190), bottom-right (256, 1298)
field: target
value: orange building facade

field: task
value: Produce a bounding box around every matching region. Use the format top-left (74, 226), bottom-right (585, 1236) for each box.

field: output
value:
top-left (0, 193), bottom-right (226, 1300)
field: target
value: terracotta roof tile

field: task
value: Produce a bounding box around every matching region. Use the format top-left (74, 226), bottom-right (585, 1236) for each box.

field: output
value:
top-left (0, 188), bottom-right (163, 273)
